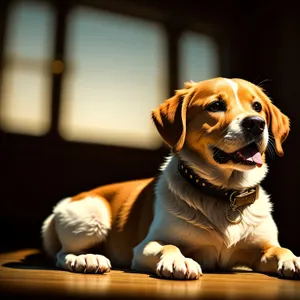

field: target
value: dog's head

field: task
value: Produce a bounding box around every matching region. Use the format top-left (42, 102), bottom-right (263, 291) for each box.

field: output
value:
top-left (152, 77), bottom-right (290, 171)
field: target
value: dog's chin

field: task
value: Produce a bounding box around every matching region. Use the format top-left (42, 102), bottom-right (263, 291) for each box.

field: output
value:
top-left (211, 142), bottom-right (265, 170)
top-left (223, 161), bottom-right (258, 171)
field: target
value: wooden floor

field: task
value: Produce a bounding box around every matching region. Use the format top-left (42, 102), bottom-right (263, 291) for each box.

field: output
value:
top-left (1, 249), bottom-right (300, 299)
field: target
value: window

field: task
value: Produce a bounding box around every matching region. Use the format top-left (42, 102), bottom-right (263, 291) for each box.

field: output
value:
top-left (179, 31), bottom-right (219, 84)
top-left (0, 3), bottom-right (220, 145)
top-left (0, 1), bottom-right (54, 135)
top-left (59, 8), bottom-right (168, 149)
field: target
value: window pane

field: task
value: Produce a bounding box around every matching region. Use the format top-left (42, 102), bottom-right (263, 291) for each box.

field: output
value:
top-left (0, 67), bottom-right (51, 135)
top-left (0, 2), bottom-right (53, 135)
top-left (179, 31), bottom-right (219, 83)
top-left (5, 1), bottom-right (53, 61)
top-left (60, 8), bottom-right (167, 149)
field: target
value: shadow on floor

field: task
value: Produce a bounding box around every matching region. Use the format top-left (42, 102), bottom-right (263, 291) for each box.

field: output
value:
top-left (1, 251), bottom-right (143, 274)
top-left (2, 252), bottom-right (56, 270)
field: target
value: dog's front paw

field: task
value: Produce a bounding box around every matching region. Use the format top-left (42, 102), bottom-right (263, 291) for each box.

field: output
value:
top-left (156, 255), bottom-right (202, 280)
top-left (60, 254), bottom-right (111, 274)
top-left (278, 257), bottom-right (300, 279)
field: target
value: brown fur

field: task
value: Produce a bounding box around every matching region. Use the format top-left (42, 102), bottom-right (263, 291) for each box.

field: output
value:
top-left (42, 77), bottom-right (298, 280)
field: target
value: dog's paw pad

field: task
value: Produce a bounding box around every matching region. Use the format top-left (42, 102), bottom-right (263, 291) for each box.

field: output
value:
top-left (278, 257), bottom-right (300, 279)
top-left (63, 254), bottom-right (111, 274)
top-left (156, 256), bottom-right (202, 280)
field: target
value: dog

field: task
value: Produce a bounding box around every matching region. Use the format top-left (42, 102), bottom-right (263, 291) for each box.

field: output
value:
top-left (41, 77), bottom-right (299, 280)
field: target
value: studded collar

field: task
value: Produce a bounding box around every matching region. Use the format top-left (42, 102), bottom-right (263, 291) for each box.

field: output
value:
top-left (178, 160), bottom-right (259, 224)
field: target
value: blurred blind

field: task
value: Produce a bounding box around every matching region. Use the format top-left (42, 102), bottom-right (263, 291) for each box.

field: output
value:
top-left (59, 7), bottom-right (168, 149)
top-left (0, 1), bottom-right (54, 135)
top-left (0, 4), bottom-right (220, 144)
top-left (179, 31), bottom-right (219, 84)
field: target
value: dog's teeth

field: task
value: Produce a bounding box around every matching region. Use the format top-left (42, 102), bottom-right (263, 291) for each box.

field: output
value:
top-left (236, 151), bottom-right (244, 159)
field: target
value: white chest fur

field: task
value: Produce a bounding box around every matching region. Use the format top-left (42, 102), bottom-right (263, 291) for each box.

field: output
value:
top-left (147, 155), bottom-right (275, 269)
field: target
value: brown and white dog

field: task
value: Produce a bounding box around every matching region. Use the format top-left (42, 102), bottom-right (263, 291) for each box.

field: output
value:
top-left (42, 77), bottom-right (299, 280)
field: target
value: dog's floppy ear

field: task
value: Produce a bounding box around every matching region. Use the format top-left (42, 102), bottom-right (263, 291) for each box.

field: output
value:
top-left (255, 86), bottom-right (290, 156)
top-left (152, 83), bottom-right (195, 153)
top-left (266, 102), bottom-right (290, 156)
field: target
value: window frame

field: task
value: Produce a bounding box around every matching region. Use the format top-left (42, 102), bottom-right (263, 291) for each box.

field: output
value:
top-left (0, 0), bottom-right (55, 136)
top-left (0, 0), bottom-right (227, 151)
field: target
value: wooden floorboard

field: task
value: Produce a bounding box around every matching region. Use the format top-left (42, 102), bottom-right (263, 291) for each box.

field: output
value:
top-left (1, 249), bottom-right (300, 299)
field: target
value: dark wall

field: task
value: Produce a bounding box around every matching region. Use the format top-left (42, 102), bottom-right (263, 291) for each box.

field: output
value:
top-left (1, 0), bottom-right (299, 254)
top-left (228, 2), bottom-right (300, 250)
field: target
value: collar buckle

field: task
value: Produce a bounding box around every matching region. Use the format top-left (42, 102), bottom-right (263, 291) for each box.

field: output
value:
top-left (230, 187), bottom-right (258, 208)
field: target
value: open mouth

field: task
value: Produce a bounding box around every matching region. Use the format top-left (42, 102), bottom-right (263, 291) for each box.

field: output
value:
top-left (213, 142), bottom-right (263, 168)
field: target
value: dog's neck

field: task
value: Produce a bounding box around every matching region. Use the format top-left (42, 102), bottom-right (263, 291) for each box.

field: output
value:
top-left (168, 149), bottom-right (268, 191)
top-left (161, 153), bottom-right (265, 225)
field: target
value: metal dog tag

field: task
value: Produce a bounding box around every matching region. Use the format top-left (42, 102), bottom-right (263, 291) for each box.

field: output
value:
top-left (226, 207), bottom-right (242, 224)
top-left (226, 191), bottom-right (243, 224)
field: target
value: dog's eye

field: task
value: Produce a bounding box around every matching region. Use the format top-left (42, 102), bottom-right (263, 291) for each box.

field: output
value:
top-left (206, 100), bottom-right (227, 112)
top-left (252, 101), bottom-right (262, 112)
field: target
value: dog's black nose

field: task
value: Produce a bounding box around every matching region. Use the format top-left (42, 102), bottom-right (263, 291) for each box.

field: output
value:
top-left (241, 116), bottom-right (265, 135)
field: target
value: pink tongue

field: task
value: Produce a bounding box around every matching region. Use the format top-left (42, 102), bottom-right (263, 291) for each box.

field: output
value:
top-left (238, 147), bottom-right (263, 167)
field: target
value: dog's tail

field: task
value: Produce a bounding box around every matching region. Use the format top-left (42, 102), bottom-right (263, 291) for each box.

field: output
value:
top-left (41, 213), bottom-right (61, 259)
top-left (41, 198), bottom-right (70, 259)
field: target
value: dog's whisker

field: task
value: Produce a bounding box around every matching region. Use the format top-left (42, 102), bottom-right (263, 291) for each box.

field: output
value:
top-left (255, 78), bottom-right (272, 89)
top-left (267, 137), bottom-right (276, 148)
top-left (266, 146), bottom-right (275, 161)
top-left (212, 138), bottom-right (225, 150)
top-left (266, 136), bottom-right (276, 160)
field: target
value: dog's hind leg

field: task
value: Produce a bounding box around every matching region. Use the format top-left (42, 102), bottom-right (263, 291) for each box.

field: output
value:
top-left (42, 196), bottom-right (112, 273)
